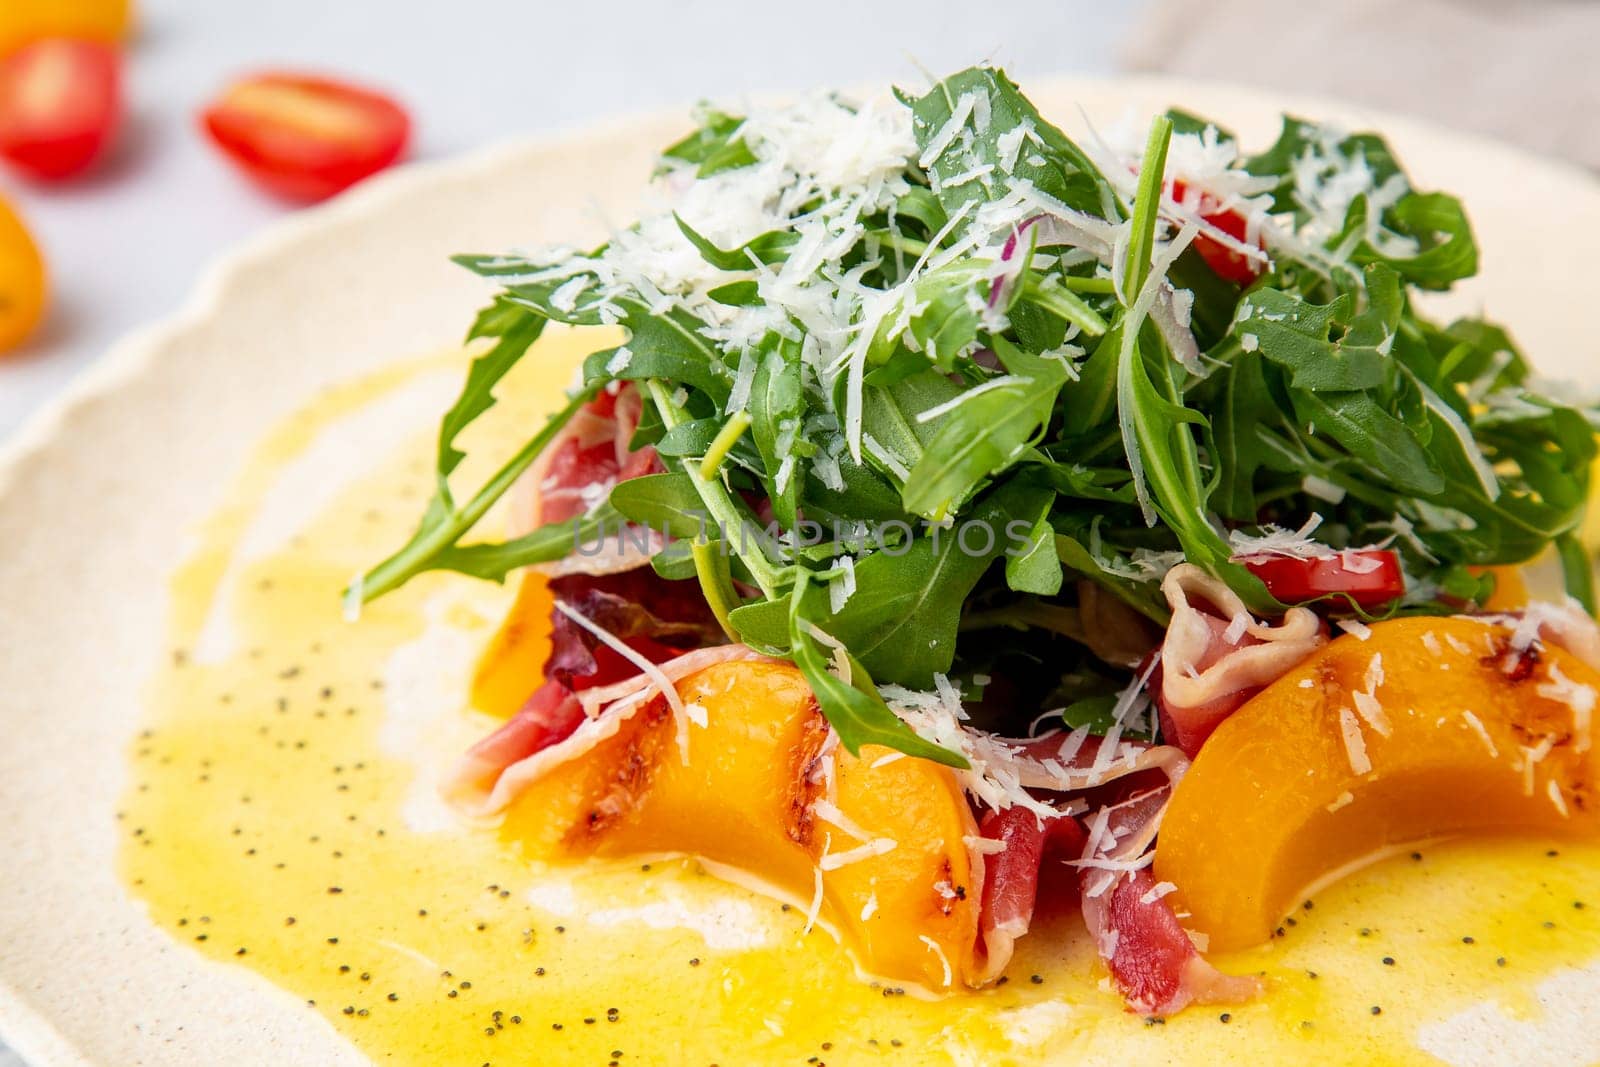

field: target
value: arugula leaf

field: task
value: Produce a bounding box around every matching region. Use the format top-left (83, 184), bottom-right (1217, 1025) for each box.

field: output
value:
top-left (1004, 490), bottom-right (1063, 596)
top-left (901, 337), bottom-right (1069, 518)
top-left (1114, 117), bottom-right (1276, 612)
top-left (747, 337), bottom-right (806, 527)
top-left (609, 472), bottom-right (711, 539)
top-left (906, 66), bottom-right (1112, 225)
top-left (357, 381), bottom-right (597, 602)
top-left (674, 214), bottom-right (798, 270)
top-left (439, 300), bottom-right (546, 483)
top-left (854, 369), bottom-right (964, 487)
top-left (1290, 388), bottom-right (1444, 497)
top-left (580, 303), bottom-right (734, 404)
top-left (787, 585), bottom-right (967, 768)
top-left (763, 482), bottom-right (1047, 680)
top-left (429, 503), bottom-right (625, 583)
top-left (660, 107), bottom-right (757, 176)
top-left (1206, 349), bottom-right (1278, 521)
top-left (1241, 266), bottom-right (1402, 392)
top-left (1341, 192), bottom-right (1477, 290)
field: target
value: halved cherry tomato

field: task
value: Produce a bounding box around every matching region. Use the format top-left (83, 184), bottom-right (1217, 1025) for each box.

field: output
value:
top-left (0, 0), bottom-right (131, 56)
top-left (200, 73), bottom-right (410, 202)
top-left (0, 194), bottom-right (47, 354)
top-left (0, 39), bottom-right (121, 181)
top-left (1168, 178), bottom-right (1263, 286)
top-left (1241, 549), bottom-right (1405, 609)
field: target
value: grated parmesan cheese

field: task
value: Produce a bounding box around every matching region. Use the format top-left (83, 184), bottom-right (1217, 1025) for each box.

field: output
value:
top-left (818, 837), bottom-right (898, 871)
top-left (1338, 706), bottom-right (1373, 775)
top-left (1548, 779), bottom-right (1570, 817)
top-left (1460, 710), bottom-right (1498, 758)
top-left (919, 935), bottom-right (954, 987)
top-left (1536, 662), bottom-right (1595, 754)
top-left (1338, 619), bottom-right (1373, 641)
top-left (1140, 881), bottom-right (1178, 905)
top-left (803, 867), bottom-right (824, 934)
top-left (827, 554), bottom-right (858, 613)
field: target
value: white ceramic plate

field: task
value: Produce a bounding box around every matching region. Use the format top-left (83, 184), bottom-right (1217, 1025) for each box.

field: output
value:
top-left (2, 75), bottom-right (1598, 1066)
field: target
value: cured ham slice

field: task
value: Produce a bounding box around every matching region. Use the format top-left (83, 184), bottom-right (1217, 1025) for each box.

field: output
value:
top-left (1081, 866), bottom-right (1262, 1015)
top-left (518, 382), bottom-right (665, 576)
top-left (955, 725), bottom-right (1192, 982)
top-left (1076, 786), bottom-right (1261, 1014)
top-left (543, 568), bottom-right (721, 688)
top-left (445, 644), bottom-right (771, 818)
top-left (975, 805), bottom-right (1086, 982)
top-left (446, 680), bottom-right (585, 811)
top-left (1157, 563), bottom-right (1326, 756)
top-left (525, 383), bottom-right (658, 527)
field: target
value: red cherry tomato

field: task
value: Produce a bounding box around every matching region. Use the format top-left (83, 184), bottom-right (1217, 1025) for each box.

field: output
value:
top-left (200, 73), bottom-right (410, 202)
top-left (1241, 549), bottom-right (1405, 609)
top-left (0, 39), bottom-right (121, 181)
top-left (1168, 178), bottom-right (1263, 286)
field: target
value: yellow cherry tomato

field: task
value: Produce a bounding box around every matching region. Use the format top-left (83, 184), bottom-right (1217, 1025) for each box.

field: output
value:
top-left (0, 195), bottom-right (47, 353)
top-left (0, 0), bottom-right (132, 56)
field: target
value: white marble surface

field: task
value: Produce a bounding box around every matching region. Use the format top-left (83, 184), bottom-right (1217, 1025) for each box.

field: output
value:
top-left (0, 3), bottom-right (1142, 1064)
top-left (0, 0), bottom-right (1145, 445)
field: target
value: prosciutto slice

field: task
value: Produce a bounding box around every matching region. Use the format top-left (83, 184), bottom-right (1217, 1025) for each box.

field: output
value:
top-left (518, 382), bottom-right (665, 576)
top-left (1076, 786), bottom-right (1262, 1014)
top-left (975, 805), bottom-right (1087, 982)
top-left (444, 644), bottom-right (772, 818)
top-left (960, 726), bottom-right (1192, 982)
top-left (1081, 866), bottom-right (1261, 1015)
top-left (1157, 563), bottom-right (1326, 757)
top-left (446, 680), bottom-right (585, 812)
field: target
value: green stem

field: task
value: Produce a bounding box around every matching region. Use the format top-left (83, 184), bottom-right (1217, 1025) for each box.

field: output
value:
top-left (691, 540), bottom-right (741, 640)
top-left (1058, 275), bottom-right (1117, 295)
top-left (644, 380), bottom-right (787, 598)
top-left (1123, 117), bottom-right (1172, 300)
top-left (1024, 275), bottom-right (1109, 337)
top-left (698, 410), bottom-right (752, 480)
top-left (356, 384), bottom-right (599, 603)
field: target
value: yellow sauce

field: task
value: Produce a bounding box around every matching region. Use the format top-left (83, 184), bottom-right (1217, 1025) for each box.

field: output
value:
top-left (121, 329), bottom-right (1600, 1066)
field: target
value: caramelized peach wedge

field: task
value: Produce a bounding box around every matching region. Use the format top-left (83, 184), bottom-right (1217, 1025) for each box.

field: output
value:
top-left (471, 573), bottom-right (556, 720)
top-left (1156, 616), bottom-right (1600, 952)
top-left (500, 660), bottom-right (984, 991)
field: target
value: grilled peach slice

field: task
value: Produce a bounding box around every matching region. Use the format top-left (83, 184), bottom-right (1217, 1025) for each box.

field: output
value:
top-left (1158, 614), bottom-right (1593, 953)
top-left (501, 660), bottom-right (984, 990)
top-left (471, 573), bottom-right (556, 719)
top-left (1156, 616), bottom-right (1599, 952)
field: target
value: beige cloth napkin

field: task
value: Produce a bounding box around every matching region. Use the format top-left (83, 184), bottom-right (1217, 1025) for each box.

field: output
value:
top-left (1124, 0), bottom-right (1600, 172)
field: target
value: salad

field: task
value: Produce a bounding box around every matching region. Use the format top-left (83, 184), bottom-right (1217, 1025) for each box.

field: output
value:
top-left (353, 66), bottom-right (1600, 1014)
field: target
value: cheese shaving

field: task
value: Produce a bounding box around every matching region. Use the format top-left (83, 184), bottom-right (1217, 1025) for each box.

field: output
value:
top-left (1338, 619), bottom-right (1374, 641)
top-left (811, 797), bottom-right (872, 843)
top-left (1338, 706), bottom-right (1373, 775)
top-left (553, 599), bottom-right (689, 763)
top-left (1139, 881), bottom-right (1178, 905)
top-left (803, 867), bottom-right (824, 934)
top-left (919, 935), bottom-right (954, 987)
top-left (1460, 710), bottom-right (1498, 758)
top-left (1548, 779), bottom-right (1570, 818)
top-left (1536, 662), bottom-right (1595, 754)
top-left (818, 837), bottom-right (898, 871)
